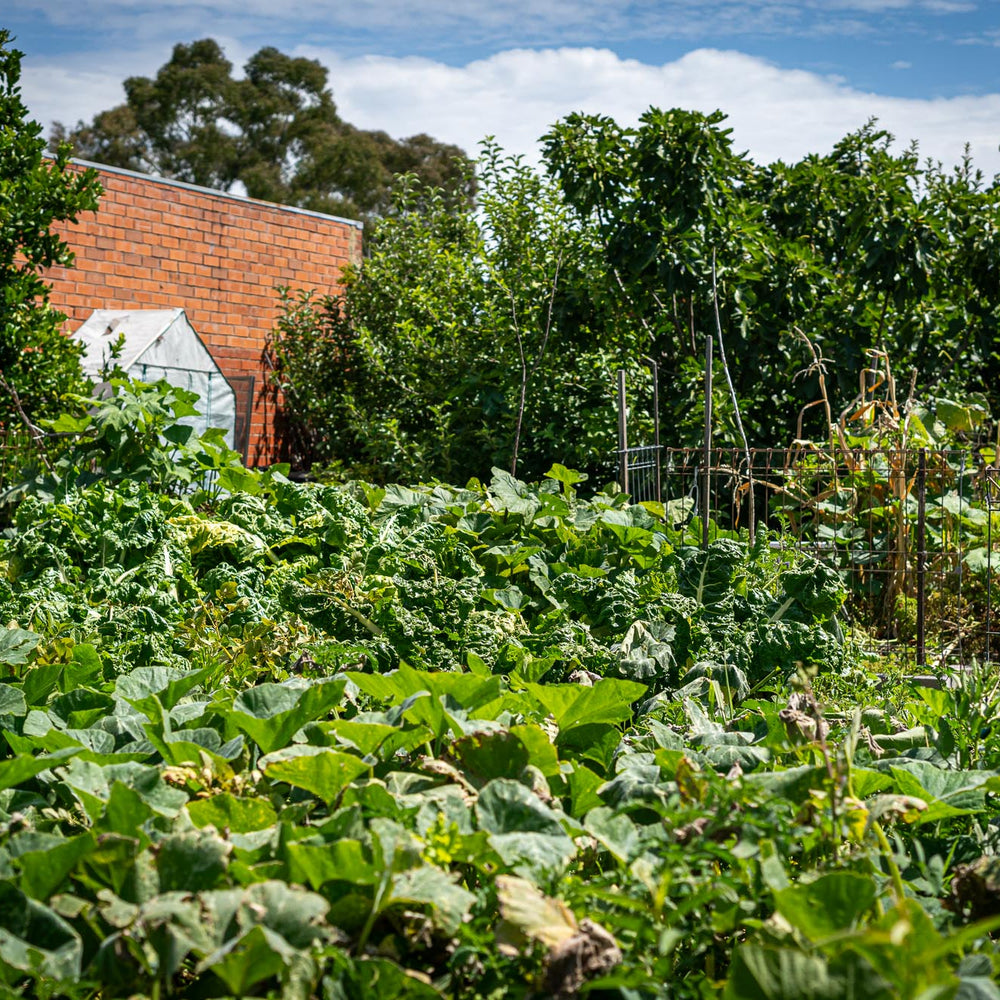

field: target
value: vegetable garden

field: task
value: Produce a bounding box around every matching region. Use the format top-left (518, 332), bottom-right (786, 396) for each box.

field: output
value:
top-left (6, 28), bottom-right (1000, 997)
top-left (2, 388), bottom-right (1000, 999)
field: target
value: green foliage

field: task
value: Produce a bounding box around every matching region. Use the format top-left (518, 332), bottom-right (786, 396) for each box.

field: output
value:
top-left (0, 30), bottom-right (101, 427)
top-left (1, 462), bottom-right (1000, 997)
top-left (540, 111), bottom-right (1000, 446)
top-left (271, 110), bottom-right (1000, 483)
top-left (9, 377), bottom-right (247, 504)
top-left (772, 384), bottom-right (997, 651)
top-left (269, 147), bottom-right (643, 482)
top-left (53, 38), bottom-right (474, 232)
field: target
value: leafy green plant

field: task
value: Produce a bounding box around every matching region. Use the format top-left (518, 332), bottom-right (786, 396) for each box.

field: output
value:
top-left (0, 29), bottom-right (101, 431)
top-left (9, 377), bottom-right (247, 504)
top-left (0, 455), bottom-right (998, 998)
top-left (268, 148), bottom-right (649, 484)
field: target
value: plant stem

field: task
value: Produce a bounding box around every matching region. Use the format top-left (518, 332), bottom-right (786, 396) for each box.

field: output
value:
top-left (711, 251), bottom-right (755, 543)
top-left (872, 821), bottom-right (907, 907)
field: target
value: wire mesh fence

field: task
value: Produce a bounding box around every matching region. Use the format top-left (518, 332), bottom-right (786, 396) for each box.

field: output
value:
top-left (0, 424), bottom-right (39, 493)
top-left (618, 444), bottom-right (662, 504)
top-left (653, 446), bottom-right (999, 668)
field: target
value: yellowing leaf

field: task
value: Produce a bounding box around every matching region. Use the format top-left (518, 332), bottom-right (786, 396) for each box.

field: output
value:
top-left (496, 874), bottom-right (577, 951)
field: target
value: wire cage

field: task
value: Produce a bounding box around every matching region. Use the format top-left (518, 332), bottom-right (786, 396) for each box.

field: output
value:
top-left (616, 363), bottom-right (662, 504)
top-left (656, 445), bottom-right (996, 668)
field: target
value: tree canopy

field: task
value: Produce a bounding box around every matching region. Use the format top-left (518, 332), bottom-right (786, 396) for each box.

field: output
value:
top-left (53, 39), bottom-right (475, 231)
top-left (269, 111), bottom-right (1000, 484)
top-left (0, 29), bottom-right (101, 429)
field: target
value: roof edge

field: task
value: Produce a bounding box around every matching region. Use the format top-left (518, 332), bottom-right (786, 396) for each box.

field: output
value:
top-left (63, 156), bottom-right (365, 230)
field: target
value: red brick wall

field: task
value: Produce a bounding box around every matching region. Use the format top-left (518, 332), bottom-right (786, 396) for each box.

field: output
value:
top-left (45, 160), bottom-right (363, 466)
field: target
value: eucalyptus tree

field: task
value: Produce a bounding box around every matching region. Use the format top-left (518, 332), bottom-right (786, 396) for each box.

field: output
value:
top-left (54, 39), bottom-right (475, 232)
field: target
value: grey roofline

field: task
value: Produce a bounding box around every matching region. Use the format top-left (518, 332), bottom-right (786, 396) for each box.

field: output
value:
top-left (68, 156), bottom-right (365, 230)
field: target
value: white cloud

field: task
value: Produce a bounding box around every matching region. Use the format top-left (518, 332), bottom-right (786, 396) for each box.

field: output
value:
top-left (892, 59), bottom-right (913, 68)
top-left (19, 60), bottom-right (143, 131)
top-left (921, 1), bottom-right (976, 11)
top-left (957, 28), bottom-right (1000, 46)
top-left (310, 47), bottom-right (1000, 176)
top-left (20, 45), bottom-right (1000, 179)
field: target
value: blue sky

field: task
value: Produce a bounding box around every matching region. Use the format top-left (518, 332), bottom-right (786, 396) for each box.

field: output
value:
top-left (7, 1), bottom-right (1000, 176)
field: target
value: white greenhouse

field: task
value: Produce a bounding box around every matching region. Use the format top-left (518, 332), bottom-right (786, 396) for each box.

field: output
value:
top-left (73, 309), bottom-right (239, 451)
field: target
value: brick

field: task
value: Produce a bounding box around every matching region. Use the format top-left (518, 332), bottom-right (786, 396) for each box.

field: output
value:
top-left (49, 162), bottom-right (357, 462)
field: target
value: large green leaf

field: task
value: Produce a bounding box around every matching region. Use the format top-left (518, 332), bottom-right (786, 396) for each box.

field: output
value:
top-left (389, 865), bottom-right (476, 934)
top-left (231, 677), bottom-right (347, 753)
top-left (584, 806), bottom-right (640, 864)
top-left (315, 717), bottom-right (432, 759)
top-left (0, 628), bottom-right (40, 667)
top-left (241, 880), bottom-right (330, 948)
top-left (0, 884), bottom-right (83, 983)
top-left (284, 839), bottom-right (375, 890)
top-left (262, 746), bottom-right (371, 802)
top-left (476, 778), bottom-right (567, 837)
top-left (524, 678), bottom-right (646, 738)
top-left (187, 793), bottom-right (278, 833)
top-left (156, 829), bottom-right (232, 892)
top-left (326, 956), bottom-right (444, 999)
top-left (444, 728), bottom-right (530, 783)
top-left (615, 620), bottom-right (676, 682)
top-left (723, 945), bottom-right (885, 1000)
top-left (198, 924), bottom-right (292, 995)
top-left (673, 541), bottom-right (744, 607)
top-left (96, 781), bottom-right (154, 843)
top-left (122, 665), bottom-right (213, 715)
top-left (882, 761), bottom-right (993, 823)
top-left (0, 748), bottom-right (80, 794)
top-left (16, 831), bottom-right (97, 900)
top-left (772, 871), bottom-right (877, 940)
top-left (347, 664), bottom-right (501, 713)
top-left (0, 684), bottom-right (27, 717)
top-left (476, 779), bottom-right (575, 875)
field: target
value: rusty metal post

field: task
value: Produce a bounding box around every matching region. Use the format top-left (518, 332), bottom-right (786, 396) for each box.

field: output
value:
top-left (916, 448), bottom-right (927, 667)
top-left (702, 334), bottom-right (713, 547)
top-left (617, 369), bottom-right (629, 496)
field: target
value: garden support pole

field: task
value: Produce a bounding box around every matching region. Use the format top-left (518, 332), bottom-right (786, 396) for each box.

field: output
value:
top-left (702, 335), bottom-right (713, 548)
top-left (617, 369), bottom-right (629, 496)
top-left (917, 448), bottom-right (926, 668)
top-left (649, 358), bottom-right (662, 504)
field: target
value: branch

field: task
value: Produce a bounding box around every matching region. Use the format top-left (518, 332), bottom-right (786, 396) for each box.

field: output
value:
top-left (0, 369), bottom-right (53, 473)
top-left (508, 286), bottom-right (527, 477)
